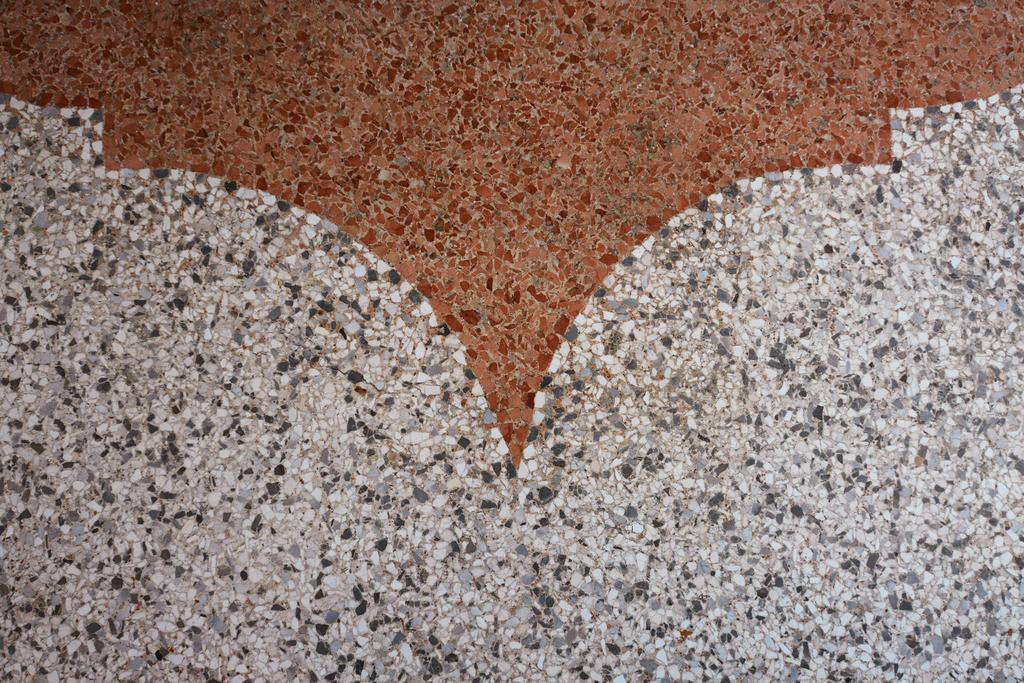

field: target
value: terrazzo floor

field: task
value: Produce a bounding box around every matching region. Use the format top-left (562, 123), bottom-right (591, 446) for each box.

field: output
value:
top-left (4, 82), bottom-right (1024, 681)
top-left (3, 3), bottom-right (1024, 682)
top-left (4, 1), bottom-right (1024, 460)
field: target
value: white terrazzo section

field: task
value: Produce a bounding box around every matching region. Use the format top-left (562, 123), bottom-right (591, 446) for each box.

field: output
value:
top-left (2, 85), bottom-right (1024, 681)
top-left (532, 87), bottom-right (1024, 679)
top-left (0, 96), bottom-right (515, 680)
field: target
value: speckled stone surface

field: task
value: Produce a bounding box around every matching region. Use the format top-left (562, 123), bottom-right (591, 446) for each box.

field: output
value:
top-left (3, 2), bottom-right (1024, 460)
top-left (3, 82), bottom-right (1024, 679)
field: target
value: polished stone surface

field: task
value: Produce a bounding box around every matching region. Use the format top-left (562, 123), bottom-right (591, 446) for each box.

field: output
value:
top-left (3, 1), bottom-right (1023, 460)
top-left (3, 84), bottom-right (1024, 680)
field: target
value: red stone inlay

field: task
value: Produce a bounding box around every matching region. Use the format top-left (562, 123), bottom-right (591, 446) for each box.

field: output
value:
top-left (3, 2), bottom-right (1023, 465)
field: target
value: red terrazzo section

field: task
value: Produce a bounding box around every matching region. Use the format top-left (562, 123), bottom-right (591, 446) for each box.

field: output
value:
top-left (3, 1), bottom-right (1023, 464)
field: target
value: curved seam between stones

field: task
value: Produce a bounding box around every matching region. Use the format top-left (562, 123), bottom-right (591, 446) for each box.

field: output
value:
top-left (0, 87), bottom-right (522, 462)
top-left (4, 80), bottom-right (1022, 468)
top-left (0, 91), bottom-right (513, 461)
top-left (530, 82), bottom-right (1024, 466)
